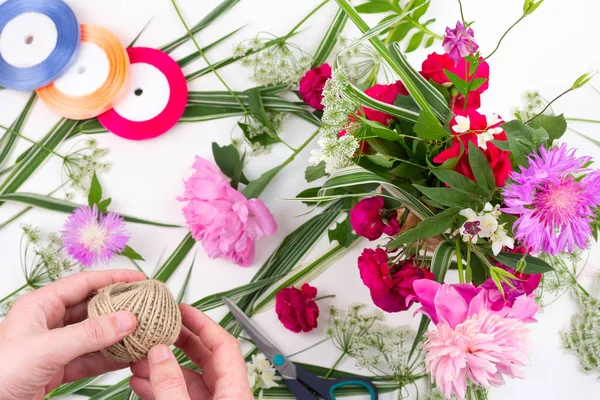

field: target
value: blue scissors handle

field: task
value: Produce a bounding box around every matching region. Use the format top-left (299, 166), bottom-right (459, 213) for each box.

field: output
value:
top-left (285, 364), bottom-right (378, 400)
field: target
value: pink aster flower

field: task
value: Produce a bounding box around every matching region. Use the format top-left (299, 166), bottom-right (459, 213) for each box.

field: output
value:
top-left (178, 156), bottom-right (278, 267)
top-left (443, 22), bottom-right (479, 64)
top-left (412, 280), bottom-right (538, 399)
top-left (61, 205), bottom-right (129, 267)
top-left (502, 144), bottom-right (600, 255)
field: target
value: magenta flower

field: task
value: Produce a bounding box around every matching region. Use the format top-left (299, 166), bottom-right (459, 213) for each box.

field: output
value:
top-left (349, 197), bottom-right (400, 241)
top-left (502, 144), bottom-right (600, 255)
top-left (442, 22), bottom-right (479, 63)
top-left (412, 280), bottom-right (539, 399)
top-left (178, 157), bottom-right (277, 267)
top-left (61, 205), bottom-right (129, 267)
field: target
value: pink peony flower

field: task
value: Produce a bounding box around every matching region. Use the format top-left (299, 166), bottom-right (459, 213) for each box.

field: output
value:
top-left (61, 205), bottom-right (129, 267)
top-left (298, 63), bottom-right (332, 110)
top-left (443, 22), bottom-right (479, 64)
top-left (349, 197), bottom-right (400, 240)
top-left (358, 248), bottom-right (434, 313)
top-left (425, 309), bottom-right (530, 400)
top-left (275, 283), bottom-right (320, 333)
top-left (178, 156), bottom-right (277, 267)
top-left (362, 80), bottom-right (409, 125)
top-left (412, 280), bottom-right (539, 399)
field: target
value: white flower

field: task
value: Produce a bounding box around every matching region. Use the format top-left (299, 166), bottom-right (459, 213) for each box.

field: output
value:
top-left (490, 224), bottom-right (514, 255)
top-left (485, 113), bottom-right (501, 127)
top-left (452, 115), bottom-right (471, 133)
top-left (476, 130), bottom-right (496, 150)
top-left (478, 213), bottom-right (499, 238)
top-left (247, 353), bottom-right (279, 398)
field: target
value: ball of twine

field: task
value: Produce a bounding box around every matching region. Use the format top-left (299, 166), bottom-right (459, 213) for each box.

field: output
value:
top-left (88, 279), bottom-right (182, 362)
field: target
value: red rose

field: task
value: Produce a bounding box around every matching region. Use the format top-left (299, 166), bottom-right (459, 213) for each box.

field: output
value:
top-left (420, 52), bottom-right (454, 86)
top-left (362, 80), bottom-right (409, 125)
top-left (358, 248), bottom-right (435, 313)
top-left (433, 109), bottom-right (512, 186)
top-left (298, 63), bottom-right (332, 111)
top-left (275, 283), bottom-right (320, 333)
top-left (349, 197), bottom-right (399, 241)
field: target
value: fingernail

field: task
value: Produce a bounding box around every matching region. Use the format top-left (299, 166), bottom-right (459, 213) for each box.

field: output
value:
top-left (150, 345), bottom-right (171, 364)
top-left (115, 311), bottom-right (136, 333)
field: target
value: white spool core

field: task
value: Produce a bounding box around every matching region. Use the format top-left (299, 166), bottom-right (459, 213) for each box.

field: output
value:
top-left (113, 63), bottom-right (170, 122)
top-left (0, 12), bottom-right (58, 68)
top-left (53, 42), bottom-right (110, 97)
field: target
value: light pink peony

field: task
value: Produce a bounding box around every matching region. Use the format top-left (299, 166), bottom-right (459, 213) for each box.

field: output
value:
top-left (178, 156), bottom-right (277, 267)
top-left (412, 280), bottom-right (539, 399)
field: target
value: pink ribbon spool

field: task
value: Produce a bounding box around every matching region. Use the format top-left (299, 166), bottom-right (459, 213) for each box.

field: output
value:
top-left (98, 47), bottom-right (187, 140)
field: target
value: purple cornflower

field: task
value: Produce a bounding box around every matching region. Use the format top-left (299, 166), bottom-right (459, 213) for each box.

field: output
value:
top-left (61, 205), bottom-right (129, 266)
top-left (502, 144), bottom-right (600, 255)
top-left (442, 22), bottom-right (479, 63)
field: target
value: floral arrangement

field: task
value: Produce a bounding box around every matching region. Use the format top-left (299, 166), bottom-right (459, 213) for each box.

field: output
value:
top-left (1, 0), bottom-right (600, 399)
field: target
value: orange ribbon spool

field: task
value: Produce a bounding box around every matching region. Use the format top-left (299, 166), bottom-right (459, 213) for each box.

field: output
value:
top-left (37, 24), bottom-right (130, 120)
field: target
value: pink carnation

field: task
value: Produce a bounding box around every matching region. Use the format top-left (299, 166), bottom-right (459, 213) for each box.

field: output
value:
top-left (362, 81), bottom-right (409, 125)
top-left (275, 283), bottom-right (320, 333)
top-left (349, 197), bottom-right (400, 240)
top-left (298, 63), bottom-right (331, 110)
top-left (178, 156), bottom-right (277, 267)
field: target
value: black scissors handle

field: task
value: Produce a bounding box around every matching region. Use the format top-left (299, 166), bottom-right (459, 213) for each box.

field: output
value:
top-left (286, 364), bottom-right (378, 400)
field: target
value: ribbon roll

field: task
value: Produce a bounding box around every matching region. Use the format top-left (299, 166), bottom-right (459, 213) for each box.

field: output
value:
top-left (37, 24), bottom-right (130, 120)
top-left (98, 47), bottom-right (188, 140)
top-left (0, 0), bottom-right (80, 91)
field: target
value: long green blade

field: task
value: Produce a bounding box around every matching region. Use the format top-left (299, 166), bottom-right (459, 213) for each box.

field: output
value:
top-left (0, 93), bottom-right (36, 169)
top-left (312, 7), bottom-right (348, 67)
top-left (152, 233), bottom-right (196, 282)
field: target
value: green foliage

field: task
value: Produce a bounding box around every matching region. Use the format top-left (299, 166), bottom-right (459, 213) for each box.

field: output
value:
top-left (468, 142), bottom-right (496, 191)
top-left (527, 113), bottom-right (567, 142)
top-left (121, 246), bottom-right (144, 262)
top-left (387, 207), bottom-right (458, 248)
top-left (152, 233), bottom-right (196, 282)
top-left (413, 109), bottom-right (451, 140)
top-left (312, 7), bottom-right (348, 67)
top-left (212, 142), bottom-right (249, 185)
top-left (523, 0), bottom-right (544, 15)
top-left (328, 216), bottom-right (356, 247)
top-left (501, 119), bottom-right (549, 166)
top-left (492, 251), bottom-right (554, 274)
top-left (305, 161), bottom-right (327, 183)
top-left (87, 172), bottom-right (102, 208)
top-left (242, 164), bottom-right (284, 199)
top-left (571, 70), bottom-right (597, 90)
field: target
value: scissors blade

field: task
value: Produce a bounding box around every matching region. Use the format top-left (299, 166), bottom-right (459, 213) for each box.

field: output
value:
top-left (222, 297), bottom-right (297, 378)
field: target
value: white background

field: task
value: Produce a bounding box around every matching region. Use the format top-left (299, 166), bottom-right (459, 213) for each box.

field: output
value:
top-left (1, 0), bottom-right (600, 399)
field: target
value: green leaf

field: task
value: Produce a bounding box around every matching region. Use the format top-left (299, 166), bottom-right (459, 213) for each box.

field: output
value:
top-left (312, 7), bottom-right (348, 68)
top-left (177, 255), bottom-right (196, 304)
top-left (413, 110), bottom-right (450, 140)
top-left (571, 70), bottom-right (597, 90)
top-left (191, 276), bottom-right (282, 311)
top-left (230, 151), bottom-right (245, 190)
top-left (444, 70), bottom-right (469, 96)
top-left (359, 116), bottom-right (401, 141)
top-left (386, 207), bottom-right (458, 248)
top-left (242, 165), bottom-right (284, 199)
top-left (211, 143), bottom-right (249, 185)
top-left (468, 142), bottom-right (496, 191)
top-left (414, 185), bottom-right (476, 207)
top-left (88, 172), bottom-right (102, 208)
top-left (177, 27), bottom-right (243, 68)
top-left (355, 2), bottom-right (393, 13)
top-left (429, 166), bottom-right (489, 197)
top-left (527, 113), bottom-right (567, 141)
top-left (305, 161), bottom-right (327, 183)
top-left (0, 192), bottom-right (181, 228)
top-left (491, 252), bottom-right (554, 274)
top-left (122, 245), bottom-right (145, 261)
top-left (470, 250), bottom-right (489, 285)
top-left (469, 78), bottom-right (487, 92)
top-left (47, 378), bottom-right (96, 398)
top-left (411, 0), bottom-right (431, 19)
top-left (502, 119), bottom-right (549, 166)
top-left (491, 139), bottom-right (511, 151)
top-left (328, 217), bottom-right (356, 247)
top-left (405, 31), bottom-right (425, 53)
top-left (248, 87), bottom-right (276, 136)
top-left (365, 154), bottom-right (394, 168)
top-left (0, 93), bottom-right (36, 170)
top-left (152, 233), bottom-right (196, 282)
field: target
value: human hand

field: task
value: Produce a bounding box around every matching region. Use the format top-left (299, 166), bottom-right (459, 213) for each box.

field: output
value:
top-left (0, 269), bottom-right (146, 400)
top-left (130, 304), bottom-right (253, 400)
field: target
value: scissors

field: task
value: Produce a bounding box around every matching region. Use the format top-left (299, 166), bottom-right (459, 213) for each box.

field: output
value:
top-left (223, 297), bottom-right (378, 400)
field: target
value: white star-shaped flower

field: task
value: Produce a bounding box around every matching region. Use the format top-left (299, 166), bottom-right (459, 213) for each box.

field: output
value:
top-left (452, 115), bottom-right (471, 133)
top-left (490, 224), bottom-right (515, 255)
top-left (486, 113), bottom-right (501, 128)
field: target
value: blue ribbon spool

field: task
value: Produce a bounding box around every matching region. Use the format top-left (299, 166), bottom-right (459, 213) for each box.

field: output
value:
top-left (0, 0), bottom-right (80, 91)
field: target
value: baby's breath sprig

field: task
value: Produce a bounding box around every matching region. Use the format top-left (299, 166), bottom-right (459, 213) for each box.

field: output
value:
top-left (537, 251), bottom-right (589, 306)
top-left (62, 139), bottom-right (110, 200)
top-left (0, 225), bottom-right (74, 313)
top-left (236, 34), bottom-right (313, 87)
top-left (236, 111), bottom-right (288, 155)
top-left (336, 37), bottom-right (389, 87)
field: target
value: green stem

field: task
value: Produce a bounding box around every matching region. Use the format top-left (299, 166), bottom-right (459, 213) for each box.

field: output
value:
top-left (287, 338), bottom-right (329, 358)
top-left (566, 117), bottom-right (600, 124)
top-left (287, 0), bottom-right (330, 38)
top-left (465, 244), bottom-right (472, 283)
top-left (0, 124), bottom-right (66, 160)
top-left (525, 88), bottom-right (572, 124)
top-left (0, 283), bottom-right (28, 305)
top-left (281, 128), bottom-right (320, 168)
top-left (325, 352), bottom-right (346, 378)
top-left (407, 16), bottom-right (443, 40)
top-left (484, 15), bottom-right (526, 60)
top-left (455, 238), bottom-right (465, 283)
top-left (314, 294), bottom-right (336, 302)
top-left (170, 0), bottom-right (249, 114)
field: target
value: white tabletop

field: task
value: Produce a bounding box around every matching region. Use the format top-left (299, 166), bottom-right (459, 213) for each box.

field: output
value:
top-left (1, 0), bottom-right (599, 398)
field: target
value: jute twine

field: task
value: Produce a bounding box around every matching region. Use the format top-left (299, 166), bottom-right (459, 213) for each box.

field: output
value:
top-left (88, 279), bottom-right (182, 362)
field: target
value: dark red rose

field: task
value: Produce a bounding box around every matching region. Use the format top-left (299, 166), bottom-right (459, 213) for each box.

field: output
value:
top-left (433, 109), bottom-right (512, 187)
top-left (358, 248), bottom-right (435, 313)
top-left (275, 283), bottom-right (320, 333)
top-left (298, 63), bottom-right (332, 110)
top-left (362, 80), bottom-right (409, 125)
top-left (420, 52), bottom-right (455, 86)
top-left (349, 197), bottom-right (400, 241)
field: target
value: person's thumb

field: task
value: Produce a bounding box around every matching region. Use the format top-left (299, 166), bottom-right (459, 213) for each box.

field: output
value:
top-left (148, 345), bottom-right (191, 400)
top-left (40, 311), bottom-right (137, 364)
